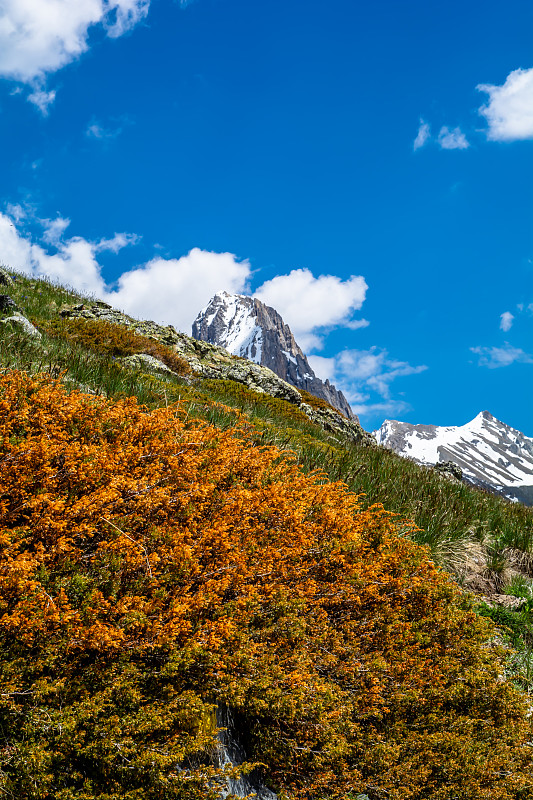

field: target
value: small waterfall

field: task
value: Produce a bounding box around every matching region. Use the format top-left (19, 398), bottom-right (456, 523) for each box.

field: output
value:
top-left (215, 706), bottom-right (277, 799)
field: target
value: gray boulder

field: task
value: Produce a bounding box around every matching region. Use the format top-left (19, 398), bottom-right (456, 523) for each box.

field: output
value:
top-left (0, 314), bottom-right (42, 339)
top-left (119, 353), bottom-right (173, 375)
top-left (434, 461), bottom-right (463, 481)
top-left (0, 295), bottom-right (18, 313)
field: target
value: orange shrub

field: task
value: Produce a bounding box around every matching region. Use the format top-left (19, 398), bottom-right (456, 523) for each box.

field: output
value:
top-left (0, 371), bottom-right (531, 800)
top-left (40, 316), bottom-right (191, 375)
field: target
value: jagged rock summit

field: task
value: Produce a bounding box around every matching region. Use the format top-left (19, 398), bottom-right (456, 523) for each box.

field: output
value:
top-left (192, 291), bottom-right (354, 419)
top-left (374, 411), bottom-right (533, 506)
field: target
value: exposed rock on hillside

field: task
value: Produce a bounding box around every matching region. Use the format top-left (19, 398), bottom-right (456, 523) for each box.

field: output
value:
top-left (192, 291), bottom-right (355, 419)
top-left (60, 302), bottom-right (373, 446)
top-left (0, 313), bottom-right (42, 339)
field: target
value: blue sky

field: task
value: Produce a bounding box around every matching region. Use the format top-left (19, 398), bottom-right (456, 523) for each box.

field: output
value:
top-left (0, 0), bottom-right (532, 434)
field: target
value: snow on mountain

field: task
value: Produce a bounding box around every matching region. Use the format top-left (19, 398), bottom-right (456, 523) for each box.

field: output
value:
top-left (374, 411), bottom-right (533, 505)
top-left (202, 292), bottom-right (264, 363)
top-left (192, 291), bottom-right (355, 419)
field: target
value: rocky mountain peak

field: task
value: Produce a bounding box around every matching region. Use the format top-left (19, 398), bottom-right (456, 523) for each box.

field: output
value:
top-left (192, 292), bottom-right (355, 419)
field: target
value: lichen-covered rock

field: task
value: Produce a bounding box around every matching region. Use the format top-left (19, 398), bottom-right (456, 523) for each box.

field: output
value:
top-left (0, 314), bottom-right (42, 338)
top-left (60, 303), bottom-right (303, 403)
top-left (0, 295), bottom-right (18, 313)
top-left (434, 460), bottom-right (463, 481)
top-left (119, 353), bottom-right (173, 375)
top-left (300, 403), bottom-right (374, 446)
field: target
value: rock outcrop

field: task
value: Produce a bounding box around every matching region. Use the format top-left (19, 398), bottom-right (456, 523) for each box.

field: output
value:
top-left (192, 292), bottom-right (355, 419)
top-left (60, 302), bottom-right (373, 446)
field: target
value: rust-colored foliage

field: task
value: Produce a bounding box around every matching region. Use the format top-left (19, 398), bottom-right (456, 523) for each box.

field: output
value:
top-left (0, 371), bottom-right (532, 800)
top-left (300, 388), bottom-right (344, 416)
top-left (41, 316), bottom-right (191, 375)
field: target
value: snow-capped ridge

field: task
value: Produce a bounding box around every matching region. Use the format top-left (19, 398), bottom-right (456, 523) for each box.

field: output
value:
top-left (374, 412), bottom-right (533, 506)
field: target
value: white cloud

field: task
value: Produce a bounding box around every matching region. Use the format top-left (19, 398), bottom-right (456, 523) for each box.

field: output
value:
top-left (27, 86), bottom-right (56, 114)
top-left (336, 348), bottom-right (427, 400)
top-left (0, 1), bottom-right (151, 83)
top-left (5, 203), bottom-right (27, 223)
top-left (104, 0), bottom-right (150, 38)
top-left (255, 268), bottom-right (368, 351)
top-left (413, 119), bottom-right (431, 151)
top-left (345, 318), bottom-right (370, 331)
top-left (0, 209), bottom-right (251, 333)
top-left (306, 354), bottom-right (336, 382)
top-left (41, 215), bottom-right (71, 245)
top-left (0, 207), bottom-right (373, 352)
top-left (110, 250), bottom-right (251, 331)
top-left (477, 67), bottom-right (533, 142)
top-left (0, 0), bottom-right (151, 110)
top-left (86, 120), bottom-right (123, 140)
top-left (309, 347), bottom-right (427, 419)
top-left (95, 232), bottom-right (140, 253)
top-left (470, 343), bottom-right (533, 368)
top-left (499, 311), bottom-right (514, 332)
top-left (413, 120), bottom-right (470, 152)
top-left (351, 400), bottom-right (411, 418)
top-left (437, 126), bottom-right (469, 150)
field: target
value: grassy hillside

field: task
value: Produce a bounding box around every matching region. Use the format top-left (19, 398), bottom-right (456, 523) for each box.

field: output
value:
top-left (2, 270), bottom-right (532, 577)
top-left (1, 269), bottom-right (533, 799)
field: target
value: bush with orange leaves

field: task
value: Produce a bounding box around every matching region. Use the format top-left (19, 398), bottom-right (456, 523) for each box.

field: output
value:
top-left (0, 370), bottom-right (532, 800)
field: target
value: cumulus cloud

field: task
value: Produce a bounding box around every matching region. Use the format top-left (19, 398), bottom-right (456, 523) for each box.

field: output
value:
top-left (0, 0), bottom-right (151, 83)
top-left (0, 211), bottom-right (109, 294)
top-left (470, 343), bottom-right (533, 368)
top-left (308, 347), bottom-right (427, 419)
top-left (500, 311), bottom-right (514, 332)
top-left (0, 209), bottom-right (251, 333)
top-left (478, 68), bottom-right (533, 141)
top-left (437, 126), bottom-right (469, 150)
top-left (0, 208), bottom-right (372, 339)
top-left (413, 119), bottom-right (431, 151)
top-left (110, 250), bottom-right (251, 330)
top-left (0, 0), bottom-right (151, 111)
top-left (255, 268), bottom-right (368, 351)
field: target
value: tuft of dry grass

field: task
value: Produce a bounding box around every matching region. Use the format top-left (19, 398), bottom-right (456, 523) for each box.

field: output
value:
top-left (39, 316), bottom-right (191, 375)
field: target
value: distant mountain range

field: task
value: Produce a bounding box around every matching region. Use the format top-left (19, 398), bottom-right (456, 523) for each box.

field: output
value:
top-left (192, 291), bottom-right (354, 418)
top-left (374, 411), bottom-right (533, 506)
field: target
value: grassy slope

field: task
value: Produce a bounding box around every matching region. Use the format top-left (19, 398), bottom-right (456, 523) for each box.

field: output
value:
top-left (2, 269), bottom-right (533, 683)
